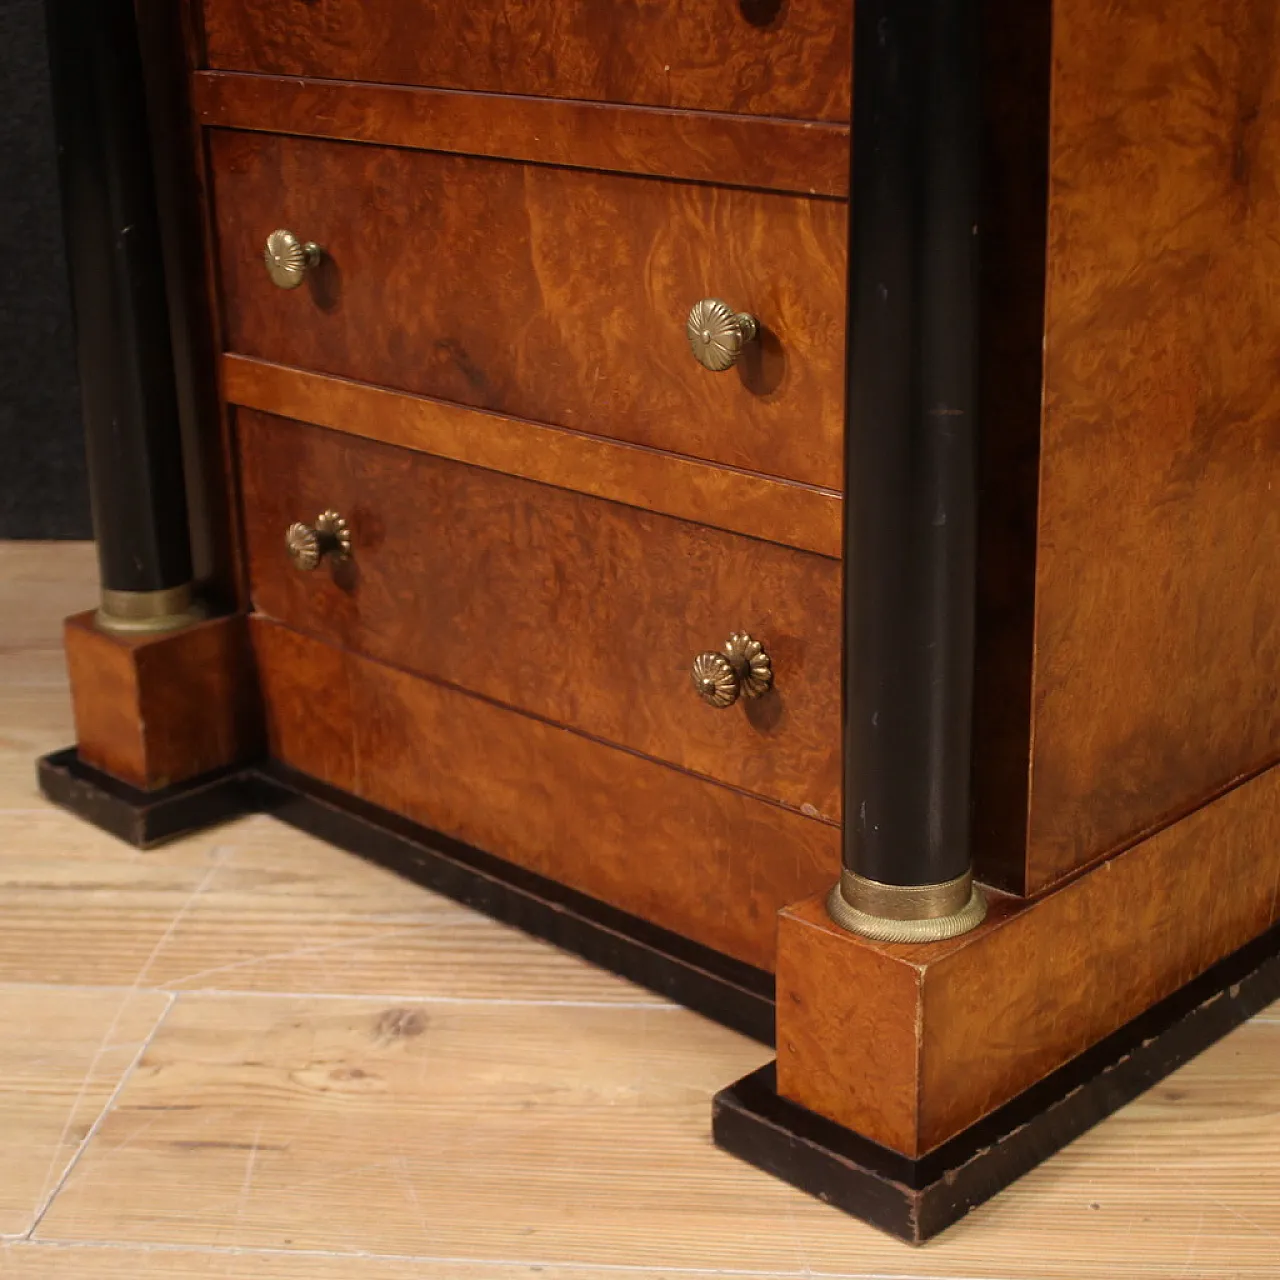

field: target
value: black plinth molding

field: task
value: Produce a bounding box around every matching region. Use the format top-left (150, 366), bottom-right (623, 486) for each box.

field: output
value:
top-left (37, 748), bottom-right (253, 848)
top-left (714, 919), bottom-right (1280, 1244)
top-left (35, 751), bottom-right (775, 1045)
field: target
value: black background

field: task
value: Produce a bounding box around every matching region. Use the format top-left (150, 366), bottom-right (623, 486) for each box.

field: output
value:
top-left (0, 0), bottom-right (91, 539)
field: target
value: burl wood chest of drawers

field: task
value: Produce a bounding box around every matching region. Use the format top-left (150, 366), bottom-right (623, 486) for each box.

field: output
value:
top-left (42, 0), bottom-right (1280, 1242)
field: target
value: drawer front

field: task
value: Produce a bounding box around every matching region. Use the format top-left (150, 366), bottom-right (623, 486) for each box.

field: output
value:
top-left (253, 620), bottom-right (841, 970)
top-left (239, 410), bottom-right (842, 821)
top-left (202, 0), bottom-right (852, 123)
top-left (211, 131), bottom-right (846, 491)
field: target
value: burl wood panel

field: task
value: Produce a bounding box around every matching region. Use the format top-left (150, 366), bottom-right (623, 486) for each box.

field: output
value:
top-left (223, 356), bottom-right (843, 559)
top-left (239, 410), bottom-right (842, 820)
top-left (777, 762), bottom-right (1280, 1156)
top-left (1024, 0), bottom-right (1280, 890)
top-left (193, 72), bottom-right (849, 198)
top-left (251, 619), bottom-right (840, 969)
top-left (200, 0), bottom-right (851, 123)
top-left (64, 611), bottom-right (259, 790)
top-left (210, 131), bottom-right (847, 490)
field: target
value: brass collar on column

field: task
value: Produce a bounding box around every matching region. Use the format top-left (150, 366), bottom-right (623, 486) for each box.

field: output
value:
top-left (827, 869), bottom-right (988, 943)
top-left (97, 584), bottom-right (203, 635)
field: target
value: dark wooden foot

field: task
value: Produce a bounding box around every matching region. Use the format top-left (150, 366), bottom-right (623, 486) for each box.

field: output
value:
top-left (713, 917), bottom-right (1280, 1243)
top-left (37, 747), bottom-right (255, 847)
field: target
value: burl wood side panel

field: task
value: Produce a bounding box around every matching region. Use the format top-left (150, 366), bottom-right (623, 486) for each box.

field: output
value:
top-left (200, 0), bottom-right (851, 123)
top-left (1026, 0), bottom-right (1280, 889)
top-left (193, 72), bottom-right (850, 198)
top-left (239, 410), bottom-right (842, 821)
top-left (251, 619), bottom-right (840, 969)
top-left (65, 611), bottom-right (259, 790)
top-left (222, 356), bottom-right (843, 559)
top-left (777, 763), bottom-right (1280, 1156)
top-left (210, 131), bottom-right (847, 490)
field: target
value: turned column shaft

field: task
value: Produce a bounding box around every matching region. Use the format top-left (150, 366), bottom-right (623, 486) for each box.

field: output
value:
top-left (834, 0), bottom-right (985, 938)
top-left (46, 0), bottom-right (196, 630)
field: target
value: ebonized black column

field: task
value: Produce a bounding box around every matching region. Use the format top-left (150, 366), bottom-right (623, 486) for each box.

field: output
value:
top-left (46, 0), bottom-right (197, 632)
top-left (830, 0), bottom-right (986, 940)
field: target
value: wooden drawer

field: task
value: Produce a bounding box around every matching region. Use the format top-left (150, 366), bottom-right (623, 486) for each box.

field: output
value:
top-left (211, 130), bottom-right (846, 491)
top-left (201, 0), bottom-right (852, 123)
top-left (239, 410), bottom-right (842, 822)
top-left (253, 620), bottom-right (841, 970)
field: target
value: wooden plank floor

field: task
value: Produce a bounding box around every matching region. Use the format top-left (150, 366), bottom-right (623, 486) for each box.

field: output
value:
top-left (0, 541), bottom-right (1277, 1279)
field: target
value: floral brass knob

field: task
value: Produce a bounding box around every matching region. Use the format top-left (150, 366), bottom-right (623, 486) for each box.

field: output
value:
top-left (691, 633), bottom-right (773, 708)
top-left (263, 228), bottom-right (323, 289)
top-left (286, 510), bottom-right (351, 571)
top-left (686, 298), bottom-right (759, 372)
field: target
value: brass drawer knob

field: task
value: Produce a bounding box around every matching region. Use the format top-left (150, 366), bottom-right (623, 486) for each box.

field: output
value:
top-left (264, 228), bottom-right (323, 289)
top-left (686, 298), bottom-right (759, 372)
top-left (286, 510), bottom-right (351, 571)
top-left (691, 632), bottom-right (773, 708)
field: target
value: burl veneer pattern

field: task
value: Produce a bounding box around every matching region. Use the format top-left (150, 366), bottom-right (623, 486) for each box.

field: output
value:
top-left (193, 72), bottom-right (849, 197)
top-left (200, 0), bottom-right (852, 122)
top-left (239, 410), bottom-right (842, 820)
top-left (64, 611), bottom-right (258, 791)
top-left (776, 762), bottom-right (1280, 1157)
top-left (251, 619), bottom-right (839, 970)
top-left (222, 356), bottom-right (843, 559)
top-left (1022, 0), bottom-right (1280, 890)
top-left (210, 130), bottom-right (847, 490)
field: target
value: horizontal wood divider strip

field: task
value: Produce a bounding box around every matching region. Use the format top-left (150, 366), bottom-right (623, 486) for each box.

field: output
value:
top-left (192, 71), bottom-right (850, 197)
top-left (222, 356), bottom-right (843, 559)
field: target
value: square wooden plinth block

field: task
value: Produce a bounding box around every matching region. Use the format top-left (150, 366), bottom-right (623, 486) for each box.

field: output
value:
top-left (776, 762), bottom-right (1280, 1158)
top-left (65, 610), bottom-right (259, 791)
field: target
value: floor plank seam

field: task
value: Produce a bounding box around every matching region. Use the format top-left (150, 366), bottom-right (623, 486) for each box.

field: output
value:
top-left (15, 846), bottom-right (236, 1234)
top-left (0, 980), bottom-right (184, 996)
top-left (162, 989), bottom-right (683, 1009)
top-left (149, 921), bottom-right (497, 990)
top-left (16, 991), bottom-right (178, 1243)
top-left (10, 1237), bottom-right (1008, 1280)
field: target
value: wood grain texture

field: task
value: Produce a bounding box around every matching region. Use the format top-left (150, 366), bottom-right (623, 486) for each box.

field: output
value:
top-left (252, 619), bottom-right (840, 969)
top-left (0, 544), bottom-right (92, 810)
top-left (0, 809), bottom-right (244, 986)
top-left (210, 130), bottom-right (847, 489)
top-left (141, 820), bottom-right (673, 1005)
top-left (239, 410), bottom-right (843, 820)
top-left (193, 72), bottom-right (850, 197)
top-left (199, 0), bottom-right (852, 122)
top-left (222, 357), bottom-right (843, 559)
top-left (0, 985), bottom-right (171, 1237)
top-left (1024, 0), bottom-right (1280, 890)
top-left (778, 761), bottom-right (1280, 1157)
top-left (64, 611), bottom-right (260, 791)
top-left (21, 989), bottom-right (1280, 1277)
top-left (0, 666), bottom-right (75, 810)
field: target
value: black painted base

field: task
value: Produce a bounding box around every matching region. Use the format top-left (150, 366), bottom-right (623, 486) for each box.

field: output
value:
top-left (38, 747), bottom-right (254, 846)
top-left (37, 747), bottom-right (1280, 1244)
top-left (713, 918), bottom-right (1280, 1243)
top-left (36, 749), bottom-right (775, 1044)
